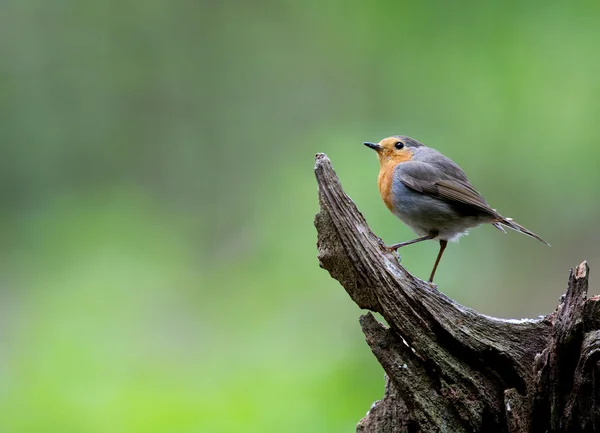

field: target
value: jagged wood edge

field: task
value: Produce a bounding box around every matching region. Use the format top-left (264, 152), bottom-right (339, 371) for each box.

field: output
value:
top-left (531, 263), bottom-right (600, 433)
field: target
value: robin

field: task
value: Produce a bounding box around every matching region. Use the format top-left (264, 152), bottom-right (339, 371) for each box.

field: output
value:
top-left (364, 135), bottom-right (549, 283)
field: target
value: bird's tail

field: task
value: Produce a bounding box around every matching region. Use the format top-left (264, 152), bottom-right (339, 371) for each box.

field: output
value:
top-left (496, 217), bottom-right (551, 246)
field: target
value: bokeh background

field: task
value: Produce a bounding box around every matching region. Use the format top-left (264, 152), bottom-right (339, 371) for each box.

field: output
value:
top-left (1, 1), bottom-right (599, 432)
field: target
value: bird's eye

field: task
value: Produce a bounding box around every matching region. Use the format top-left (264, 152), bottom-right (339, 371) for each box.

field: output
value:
top-left (394, 142), bottom-right (404, 149)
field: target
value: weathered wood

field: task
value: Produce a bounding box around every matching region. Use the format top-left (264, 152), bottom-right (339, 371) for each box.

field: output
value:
top-left (314, 153), bottom-right (599, 432)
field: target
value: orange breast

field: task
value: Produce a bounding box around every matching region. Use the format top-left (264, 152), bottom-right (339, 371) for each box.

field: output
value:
top-left (376, 150), bottom-right (413, 213)
top-left (378, 165), bottom-right (396, 212)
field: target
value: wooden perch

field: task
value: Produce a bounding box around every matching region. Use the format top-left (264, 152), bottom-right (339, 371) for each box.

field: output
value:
top-left (314, 153), bottom-right (600, 433)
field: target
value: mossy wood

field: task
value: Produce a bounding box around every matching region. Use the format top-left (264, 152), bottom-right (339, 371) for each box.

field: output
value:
top-left (314, 153), bottom-right (600, 433)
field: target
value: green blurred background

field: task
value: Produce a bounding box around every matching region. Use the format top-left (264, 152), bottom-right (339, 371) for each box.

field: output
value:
top-left (1, 1), bottom-right (599, 432)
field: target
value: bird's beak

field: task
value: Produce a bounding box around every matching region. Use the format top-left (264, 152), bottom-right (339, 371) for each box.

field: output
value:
top-left (364, 142), bottom-right (381, 151)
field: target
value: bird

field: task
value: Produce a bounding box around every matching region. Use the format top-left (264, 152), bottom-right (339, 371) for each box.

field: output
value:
top-left (364, 135), bottom-right (549, 283)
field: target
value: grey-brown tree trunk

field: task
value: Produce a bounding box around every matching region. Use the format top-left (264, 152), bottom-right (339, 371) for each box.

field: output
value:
top-left (314, 153), bottom-right (600, 433)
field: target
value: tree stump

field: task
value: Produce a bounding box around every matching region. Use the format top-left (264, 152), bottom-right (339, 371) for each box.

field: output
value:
top-left (314, 153), bottom-right (600, 433)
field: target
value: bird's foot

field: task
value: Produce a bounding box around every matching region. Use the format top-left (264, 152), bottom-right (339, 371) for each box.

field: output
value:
top-left (385, 245), bottom-right (402, 262)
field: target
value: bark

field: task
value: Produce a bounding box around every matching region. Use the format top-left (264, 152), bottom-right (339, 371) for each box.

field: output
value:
top-left (314, 153), bottom-right (600, 433)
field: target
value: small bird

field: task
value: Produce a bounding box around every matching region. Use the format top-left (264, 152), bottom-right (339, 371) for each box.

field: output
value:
top-left (364, 135), bottom-right (549, 283)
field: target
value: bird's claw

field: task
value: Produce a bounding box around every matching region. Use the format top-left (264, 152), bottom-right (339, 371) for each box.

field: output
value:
top-left (385, 246), bottom-right (402, 262)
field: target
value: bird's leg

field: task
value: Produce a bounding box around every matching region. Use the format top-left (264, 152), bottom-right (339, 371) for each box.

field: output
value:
top-left (387, 233), bottom-right (436, 251)
top-left (428, 240), bottom-right (448, 283)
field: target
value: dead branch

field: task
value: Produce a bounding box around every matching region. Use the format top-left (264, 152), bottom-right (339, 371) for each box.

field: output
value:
top-left (314, 153), bottom-right (599, 433)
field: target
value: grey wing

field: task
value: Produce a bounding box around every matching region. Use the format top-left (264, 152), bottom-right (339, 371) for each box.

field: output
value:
top-left (396, 160), bottom-right (500, 218)
top-left (398, 155), bottom-right (549, 244)
top-left (412, 147), bottom-right (470, 182)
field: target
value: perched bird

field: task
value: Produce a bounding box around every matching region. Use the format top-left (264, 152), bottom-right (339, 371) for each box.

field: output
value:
top-left (364, 135), bottom-right (549, 283)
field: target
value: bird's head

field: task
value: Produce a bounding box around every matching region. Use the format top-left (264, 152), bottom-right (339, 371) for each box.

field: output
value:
top-left (364, 135), bottom-right (423, 165)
